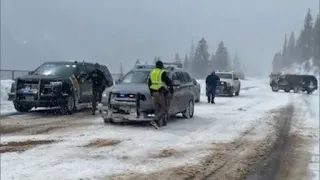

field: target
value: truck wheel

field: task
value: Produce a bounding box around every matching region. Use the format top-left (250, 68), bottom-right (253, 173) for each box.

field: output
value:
top-left (59, 95), bottom-right (75, 115)
top-left (182, 99), bottom-right (194, 118)
top-left (284, 88), bottom-right (291, 93)
top-left (13, 101), bottom-right (32, 112)
top-left (271, 85), bottom-right (279, 92)
top-left (235, 87), bottom-right (240, 96)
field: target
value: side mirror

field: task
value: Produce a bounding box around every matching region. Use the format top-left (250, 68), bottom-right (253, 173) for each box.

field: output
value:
top-left (172, 80), bottom-right (181, 86)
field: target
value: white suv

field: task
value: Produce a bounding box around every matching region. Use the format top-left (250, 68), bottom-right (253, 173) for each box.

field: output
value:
top-left (215, 71), bottom-right (241, 96)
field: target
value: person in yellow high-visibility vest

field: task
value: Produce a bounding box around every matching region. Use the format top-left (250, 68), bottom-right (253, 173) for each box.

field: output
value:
top-left (148, 60), bottom-right (173, 128)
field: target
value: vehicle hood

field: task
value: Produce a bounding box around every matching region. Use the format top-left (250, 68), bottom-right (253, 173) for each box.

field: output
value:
top-left (219, 78), bottom-right (233, 83)
top-left (105, 83), bottom-right (150, 94)
top-left (16, 74), bottom-right (69, 81)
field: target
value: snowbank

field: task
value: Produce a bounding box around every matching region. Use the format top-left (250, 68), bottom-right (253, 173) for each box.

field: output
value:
top-left (1, 80), bottom-right (13, 101)
top-left (0, 80), bottom-right (14, 114)
top-left (282, 59), bottom-right (319, 79)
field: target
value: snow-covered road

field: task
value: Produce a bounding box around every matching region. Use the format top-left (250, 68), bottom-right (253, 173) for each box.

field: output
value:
top-left (0, 78), bottom-right (318, 180)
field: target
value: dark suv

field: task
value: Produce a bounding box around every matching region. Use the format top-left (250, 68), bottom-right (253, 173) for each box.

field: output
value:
top-left (97, 63), bottom-right (195, 127)
top-left (8, 61), bottom-right (113, 114)
top-left (270, 74), bottom-right (318, 94)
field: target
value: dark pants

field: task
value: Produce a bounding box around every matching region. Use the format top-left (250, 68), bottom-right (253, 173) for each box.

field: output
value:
top-left (91, 87), bottom-right (103, 114)
top-left (206, 86), bottom-right (216, 103)
top-left (152, 91), bottom-right (168, 125)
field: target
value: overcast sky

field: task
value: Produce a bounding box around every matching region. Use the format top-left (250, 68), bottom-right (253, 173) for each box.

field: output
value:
top-left (1, 0), bottom-right (319, 76)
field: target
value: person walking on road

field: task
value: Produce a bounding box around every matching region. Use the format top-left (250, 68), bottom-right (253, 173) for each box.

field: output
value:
top-left (88, 63), bottom-right (106, 115)
top-left (205, 70), bottom-right (220, 104)
top-left (148, 60), bottom-right (173, 129)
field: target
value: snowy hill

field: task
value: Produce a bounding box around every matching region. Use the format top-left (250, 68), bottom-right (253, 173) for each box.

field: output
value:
top-left (281, 59), bottom-right (319, 79)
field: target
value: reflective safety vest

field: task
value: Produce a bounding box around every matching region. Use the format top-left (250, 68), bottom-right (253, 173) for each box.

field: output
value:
top-left (149, 68), bottom-right (168, 90)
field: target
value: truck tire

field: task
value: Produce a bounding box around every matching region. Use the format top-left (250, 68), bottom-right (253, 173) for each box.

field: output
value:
top-left (235, 86), bottom-right (240, 96)
top-left (59, 95), bottom-right (75, 115)
top-left (13, 101), bottom-right (32, 112)
top-left (284, 88), bottom-right (291, 93)
top-left (271, 85), bottom-right (279, 92)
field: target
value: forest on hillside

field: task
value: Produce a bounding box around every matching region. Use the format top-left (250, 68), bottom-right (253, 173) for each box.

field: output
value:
top-left (272, 9), bottom-right (320, 73)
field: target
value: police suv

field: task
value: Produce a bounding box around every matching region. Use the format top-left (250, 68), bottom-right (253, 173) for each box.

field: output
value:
top-left (8, 61), bottom-right (113, 114)
top-left (98, 62), bottom-right (196, 127)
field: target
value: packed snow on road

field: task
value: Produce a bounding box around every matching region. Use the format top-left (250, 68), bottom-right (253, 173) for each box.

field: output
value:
top-left (0, 78), bottom-right (319, 180)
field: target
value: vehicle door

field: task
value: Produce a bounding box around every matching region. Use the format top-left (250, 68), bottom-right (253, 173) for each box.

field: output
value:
top-left (170, 71), bottom-right (182, 114)
top-left (182, 72), bottom-right (196, 102)
top-left (174, 71), bottom-right (189, 112)
top-left (77, 63), bottom-right (92, 103)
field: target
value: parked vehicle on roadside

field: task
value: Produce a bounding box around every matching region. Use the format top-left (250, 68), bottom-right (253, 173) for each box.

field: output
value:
top-left (215, 71), bottom-right (241, 96)
top-left (270, 74), bottom-right (318, 94)
top-left (97, 62), bottom-right (195, 126)
top-left (191, 78), bottom-right (201, 102)
top-left (7, 61), bottom-right (113, 114)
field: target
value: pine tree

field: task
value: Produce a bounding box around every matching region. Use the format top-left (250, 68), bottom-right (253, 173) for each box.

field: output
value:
top-left (183, 54), bottom-right (189, 71)
top-left (272, 52), bottom-right (282, 73)
top-left (313, 15), bottom-right (320, 67)
top-left (233, 53), bottom-right (241, 71)
top-left (189, 41), bottom-right (195, 71)
top-left (135, 59), bottom-right (141, 66)
top-left (287, 32), bottom-right (296, 65)
top-left (119, 62), bottom-right (124, 79)
top-left (174, 53), bottom-right (182, 63)
top-left (192, 38), bottom-right (210, 78)
top-left (281, 34), bottom-right (288, 67)
top-left (297, 9), bottom-right (314, 62)
top-left (213, 41), bottom-right (230, 71)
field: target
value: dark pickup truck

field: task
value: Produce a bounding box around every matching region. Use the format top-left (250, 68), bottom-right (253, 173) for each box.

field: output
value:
top-left (8, 61), bottom-right (113, 114)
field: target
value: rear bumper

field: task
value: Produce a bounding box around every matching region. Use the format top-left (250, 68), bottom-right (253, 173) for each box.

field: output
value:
top-left (97, 103), bottom-right (154, 122)
top-left (215, 85), bottom-right (232, 94)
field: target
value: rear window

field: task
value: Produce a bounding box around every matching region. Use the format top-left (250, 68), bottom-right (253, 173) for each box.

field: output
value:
top-left (121, 70), bottom-right (149, 83)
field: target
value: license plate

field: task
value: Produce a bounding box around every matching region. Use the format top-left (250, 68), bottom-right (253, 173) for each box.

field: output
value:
top-left (25, 96), bottom-right (34, 101)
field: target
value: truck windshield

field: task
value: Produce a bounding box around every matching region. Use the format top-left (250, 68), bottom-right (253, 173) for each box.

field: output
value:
top-left (216, 73), bottom-right (232, 79)
top-left (32, 63), bottom-right (77, 76)
top-left (121, 71), bottom-right (149, 83)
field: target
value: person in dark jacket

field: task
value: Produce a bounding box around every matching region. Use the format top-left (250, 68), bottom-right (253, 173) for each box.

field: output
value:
top-left (148, 60), bottom-right (173, 128)
top-left (87, 63), bottom-right (106, 115)
top-left (205, 71), bottom-right (220, 104)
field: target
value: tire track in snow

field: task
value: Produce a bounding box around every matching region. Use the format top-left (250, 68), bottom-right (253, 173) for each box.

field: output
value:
top-left (105, 105), bottom-right (306, 180)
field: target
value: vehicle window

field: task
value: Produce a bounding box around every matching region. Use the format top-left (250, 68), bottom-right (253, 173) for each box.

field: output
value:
top-left (121, 70), bottom-right (149, 83)
top-left (32, 63), bottom-right (77, 76)
top-left (176, 71), bottom-right (187, 84)
top-left (216, 73), bottom-right (232, 79)
top-left (172, 72), bottom-right (179, 81)
top-left (183, 72), bottom-right (192, 82)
